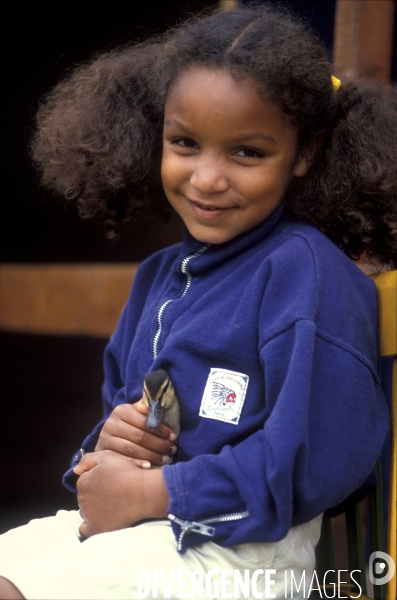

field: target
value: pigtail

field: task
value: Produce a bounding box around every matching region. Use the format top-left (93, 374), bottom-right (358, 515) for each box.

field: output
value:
top-left (289, 80), bottom-right (397, 267)
top-left (31, 42), bottom-right (166, 236)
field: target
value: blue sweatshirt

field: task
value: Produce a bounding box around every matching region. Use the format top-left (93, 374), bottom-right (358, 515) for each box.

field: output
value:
top-left (63, 205), bottom-right (389, 552)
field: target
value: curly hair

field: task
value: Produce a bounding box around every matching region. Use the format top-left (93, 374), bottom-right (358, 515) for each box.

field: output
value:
top-left (31, 4), bottom-right (397, 265)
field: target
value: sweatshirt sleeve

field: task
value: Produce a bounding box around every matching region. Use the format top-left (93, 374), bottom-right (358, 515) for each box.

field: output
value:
top-left (162, 318), bottom-right (390, 552)
top-left (62, 245), bottom-right (183, 492)
top-left (62, 304), bottom-right (131, 492)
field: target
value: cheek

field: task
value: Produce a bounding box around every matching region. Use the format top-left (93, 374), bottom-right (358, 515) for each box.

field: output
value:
top-left (160, 153), bottom-right (171, 189)
top-left (161, 152), bottom-right (187, 192)
top-left (238, 172), bottom-right (276, 200)
top-left (253, 161), bottom-right (293, 194)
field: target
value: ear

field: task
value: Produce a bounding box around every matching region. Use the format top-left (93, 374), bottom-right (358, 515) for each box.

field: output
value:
top-left (292, 138), bottom-right (321, 178)
top-left (292, 153), bottom-right (311, 178)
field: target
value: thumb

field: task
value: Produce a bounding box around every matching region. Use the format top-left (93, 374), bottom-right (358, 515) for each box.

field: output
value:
top-left (79, 521), bottom-right (93, 538)
top-left (135, 398), bottom-right (148, 415)
top-left (73, 452), bottom-right (99, 475)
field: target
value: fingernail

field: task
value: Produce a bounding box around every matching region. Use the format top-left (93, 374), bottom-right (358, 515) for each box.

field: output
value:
top-left (169, 433), bottom-right (177, 441)
top-left (142, 462), bottom-right (151, 469)
top-left (170, 445), bottom-right (177, 455)
top-left (162, 455), bottom-right (170, 464)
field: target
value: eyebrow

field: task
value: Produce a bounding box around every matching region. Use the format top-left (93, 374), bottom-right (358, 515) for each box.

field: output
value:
top-left (237, 133), bottom-right (277, 144)
top-left (164, 119), bottom-right (276, 144)
top-left (164, 119), bottom-right (189, 130)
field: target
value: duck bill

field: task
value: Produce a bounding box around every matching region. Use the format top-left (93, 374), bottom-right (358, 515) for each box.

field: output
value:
top-left (146, 399), bottom-right (163, 429)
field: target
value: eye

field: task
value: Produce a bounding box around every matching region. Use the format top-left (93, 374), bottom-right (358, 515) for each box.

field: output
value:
top-left (171, 137), bottom-right (198, 150)
top-left (234, 147), bottom-right (265, 159)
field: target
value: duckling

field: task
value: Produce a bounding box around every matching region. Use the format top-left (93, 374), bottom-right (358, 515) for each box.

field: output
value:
top-left (143, 369), bottom-right (181, 438)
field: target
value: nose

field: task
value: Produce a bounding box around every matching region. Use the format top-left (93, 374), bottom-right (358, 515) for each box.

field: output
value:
top-left (190, 154), bottom-right (229, 194)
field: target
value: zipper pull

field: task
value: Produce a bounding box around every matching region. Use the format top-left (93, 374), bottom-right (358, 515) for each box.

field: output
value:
top-left (168, 514), bottom-right (215, 538)
top-left (72, 447), bottom-right (86, 466)
top-left (180, 243), bottom-right (210, 275)
top-left (184, 522), bottom-right (216, 537)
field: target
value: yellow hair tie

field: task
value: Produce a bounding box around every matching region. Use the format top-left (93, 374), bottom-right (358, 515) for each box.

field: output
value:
top-left (331, 75), bottom-right (341, 91)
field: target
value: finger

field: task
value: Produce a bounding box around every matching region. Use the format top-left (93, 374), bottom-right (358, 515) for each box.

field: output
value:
top-left (73, 452), bottom-right (99, 475)
top-left (111, 436), bottom-right (176, 466)
top-left (121, 425), bottom-right (177, 455)
top-left (99, 414), bottom-right (177, 456)
top-left (79, 521), bottom-right (93, 538)
top-left (132, 458), bottom-right (152, 469)
top-left (135, 399), bottom-right (148, 414)
top-left (123, 403), bottom-right (177, 441)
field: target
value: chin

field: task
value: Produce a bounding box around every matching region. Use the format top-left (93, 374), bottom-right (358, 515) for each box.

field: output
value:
top-left (188, 227), bottom-right (233, 245)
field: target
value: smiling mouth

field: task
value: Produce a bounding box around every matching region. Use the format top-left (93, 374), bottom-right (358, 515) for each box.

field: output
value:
top-left (199, 205), bottom-right (222, 211)
top-left (188, 199), bottom-right (235, 212)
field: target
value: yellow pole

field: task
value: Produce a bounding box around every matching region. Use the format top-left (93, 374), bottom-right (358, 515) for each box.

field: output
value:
top-left (387, 357), bottom-right (396, 600)
top-left (371, 271), bottom-right (397, 600)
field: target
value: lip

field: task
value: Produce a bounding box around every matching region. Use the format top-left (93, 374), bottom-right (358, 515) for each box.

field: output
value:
top-left (187, 198), bottom-right (236, 219)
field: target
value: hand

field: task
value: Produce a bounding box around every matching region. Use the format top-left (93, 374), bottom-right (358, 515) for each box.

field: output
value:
top-left (74, 450), bottom-right (169, 538)
top-left (95, 400), bottom-right (177, 466)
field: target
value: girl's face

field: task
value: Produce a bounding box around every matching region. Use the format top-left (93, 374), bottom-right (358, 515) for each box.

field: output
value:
top-left (162, 67), bottom-right (309, 245)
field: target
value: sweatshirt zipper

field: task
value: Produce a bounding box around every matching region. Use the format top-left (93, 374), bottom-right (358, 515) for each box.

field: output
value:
top-left (152, 244), bottom-right (210, 358)
top-left (168, 511), bottom-right (249, 552)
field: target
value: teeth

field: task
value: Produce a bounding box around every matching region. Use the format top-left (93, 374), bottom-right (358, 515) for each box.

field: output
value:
top-left (192, 200), bottom-right (224, 211)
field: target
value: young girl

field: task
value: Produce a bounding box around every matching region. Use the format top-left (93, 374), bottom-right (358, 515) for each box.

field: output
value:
top-left (1, 5), bottom-right (396, 599)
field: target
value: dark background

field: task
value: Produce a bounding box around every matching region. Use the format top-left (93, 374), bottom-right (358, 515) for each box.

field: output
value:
top-left (1, 1), bottom-right (395, 533)
top-left (1, 0), bottom-right (340, 264)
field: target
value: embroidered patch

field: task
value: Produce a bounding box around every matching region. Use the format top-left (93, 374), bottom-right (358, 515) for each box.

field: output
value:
top-left (199, 368), bottom-right (249, 425)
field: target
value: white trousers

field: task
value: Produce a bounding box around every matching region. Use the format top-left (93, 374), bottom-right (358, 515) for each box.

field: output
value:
top-left (0, 510), bottom-right (322, 600)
